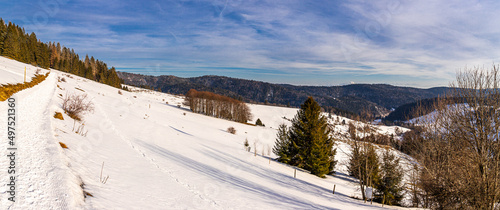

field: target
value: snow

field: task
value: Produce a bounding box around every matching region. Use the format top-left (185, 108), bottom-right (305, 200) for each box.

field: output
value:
top-left (0, 69), bottom-right (81, 208)
top-left (0, 56), bottom-right (418, 209)
top-left (0, 56), bottom-right (48, 84)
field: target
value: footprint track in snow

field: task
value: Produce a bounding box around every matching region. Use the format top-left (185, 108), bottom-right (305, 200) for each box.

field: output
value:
top-left (93, 101), bottom-right (220, 209)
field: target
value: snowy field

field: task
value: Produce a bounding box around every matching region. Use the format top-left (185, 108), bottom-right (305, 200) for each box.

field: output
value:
top-left (0, 56), bottom-right (418, 209)
top-left (0, 56), bottom-right (48, 84)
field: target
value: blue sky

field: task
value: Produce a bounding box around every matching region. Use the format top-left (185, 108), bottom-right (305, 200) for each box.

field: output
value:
top-left (2, 0), bottom-right (500, 87)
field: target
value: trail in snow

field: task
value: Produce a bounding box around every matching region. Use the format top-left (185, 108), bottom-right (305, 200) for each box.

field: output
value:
top-left (92, 98), bottom-right (220, 208)
top-left (0, 73), bottom-right (78, 209)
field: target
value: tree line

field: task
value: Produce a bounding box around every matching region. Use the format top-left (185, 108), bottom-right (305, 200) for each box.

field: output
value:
top-left (184, 89), bottom-right (252, 123)
top-left (0, 18), bottom-right (121, 88)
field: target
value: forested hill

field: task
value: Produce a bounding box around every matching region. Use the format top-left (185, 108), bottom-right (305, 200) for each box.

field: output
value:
top-left (0, 19), bottom-right (121, 88)
top-left (117, 71), bottom-right (451, 117)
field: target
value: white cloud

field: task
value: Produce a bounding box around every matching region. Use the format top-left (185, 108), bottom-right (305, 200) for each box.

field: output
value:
top-left (9, 0), bottom-right (500, 87)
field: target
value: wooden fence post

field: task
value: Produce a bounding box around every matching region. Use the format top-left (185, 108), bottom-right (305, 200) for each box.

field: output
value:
top-left (332, 184), bottom-right (336, 195)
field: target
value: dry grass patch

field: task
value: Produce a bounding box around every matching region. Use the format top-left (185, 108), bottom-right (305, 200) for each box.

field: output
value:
top-left (54, 112), bottom-right (64, 120)
top-left (57, 76), bottom-right (66, 82)
top-left (227, 126), bottom-right (236, 134)
top-left (79, 182), bottom-right (93, 199)
top-left (59, 142), bottom-right (68, 149)
top-left (84, 191), bottom-right (93, 198)
top-left (75, 87), bottom-right (85, 92)
top-left (0, 72), bottom-right (50, 101)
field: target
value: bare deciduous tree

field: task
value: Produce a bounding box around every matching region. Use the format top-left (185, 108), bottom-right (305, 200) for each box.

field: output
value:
top-left (347, 122), bottom-right (380, 202)
top-left (414, 65), bottom-right (500, 209)
top-left (185, 89), bottom-right (252, 123)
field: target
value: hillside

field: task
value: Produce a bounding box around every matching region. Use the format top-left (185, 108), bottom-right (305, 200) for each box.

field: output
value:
top-left (118, 72), bottom-right (450, 117)
top-left (0, 56), bottom-right (418, 209)
top-left (384, 96), bottom-right (468, 122)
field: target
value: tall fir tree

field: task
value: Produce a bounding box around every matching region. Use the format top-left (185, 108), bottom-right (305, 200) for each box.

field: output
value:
top-left (273, 123), bottom-right (291, 163)
top-left (288, 97), bottom-right (336, 177)
top-left (374, 149), bottom-right (404, 206)
top-left (3, 23), bottom-right (20, 59)
top-left (0, 18), bottom-right (6, 53)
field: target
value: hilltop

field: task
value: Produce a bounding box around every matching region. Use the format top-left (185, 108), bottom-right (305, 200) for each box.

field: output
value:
top-left (118, 71), bottom-right (450, 117)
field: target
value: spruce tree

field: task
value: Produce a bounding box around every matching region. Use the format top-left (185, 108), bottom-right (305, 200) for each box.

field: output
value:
top-left (374, 149), bottom-right (403, 205)
top-left (0, 19), bottom-right (6, 54)
top-left (288, 97), bottom-right (336, 177)
top-left (256, 118), bottom-right (264, 126)
top-left (3, 24), bottom-right (20, 59)
top-left (273, 123), bottom-right (291, 163)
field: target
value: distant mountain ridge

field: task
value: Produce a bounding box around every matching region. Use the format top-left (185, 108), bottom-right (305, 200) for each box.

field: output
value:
top-left (117, 71), bottom-right (451, 117)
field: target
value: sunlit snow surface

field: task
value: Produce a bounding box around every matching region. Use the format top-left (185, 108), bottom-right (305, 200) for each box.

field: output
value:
top-left (0, 56), bottom-right (419, 209)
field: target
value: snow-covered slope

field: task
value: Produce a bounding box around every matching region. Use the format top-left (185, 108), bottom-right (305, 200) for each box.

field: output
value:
top-left (0, 56), bottom-right (46, 84)
top-left (0, 56), bottom-right (416, 209)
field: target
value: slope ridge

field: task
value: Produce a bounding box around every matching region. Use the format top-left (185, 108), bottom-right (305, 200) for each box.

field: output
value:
top-left (118, 71), bottom-right (450, 117)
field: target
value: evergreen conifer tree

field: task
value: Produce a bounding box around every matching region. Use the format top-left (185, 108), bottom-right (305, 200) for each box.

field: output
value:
top-left (3, 23), bottom-right (20, 59)
top-left (273, 123), bottom-right (291, 163)
top-left (0, 22), bottom-right (5, 54)
top-left (288, 97), bottom-right (336, 177)
top-left (256, 118), bottom-right (264, 126)
top-left (374, 149), bottom-right (403, 205)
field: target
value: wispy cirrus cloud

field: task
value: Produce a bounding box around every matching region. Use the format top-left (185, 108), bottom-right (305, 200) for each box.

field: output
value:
top-left (2, 0), bottom-right (500, 87)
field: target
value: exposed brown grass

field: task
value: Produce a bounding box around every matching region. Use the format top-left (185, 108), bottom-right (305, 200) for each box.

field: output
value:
top-left (57, 76), bottom-right (66, 82)
top-left (75, 87), bottom-right (85, 92)
top-left (59, 142), bottom-right (68, 149)
top-left (54, 112), bottom-right (64, 120)
top-left (0, 72), bottom-right (50, 101)
top-left (84, 191), bottom-right (93, 198)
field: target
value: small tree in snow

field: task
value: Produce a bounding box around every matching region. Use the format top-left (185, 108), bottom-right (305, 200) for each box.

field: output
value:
top-left (244, 138), bottom-right (250, 151)
top-left (374, 149), bottom-right (404, 206)
top-left (273, 123), bottom-right (291, 163)
top-left (256, 118), bottom-right (265, 126)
